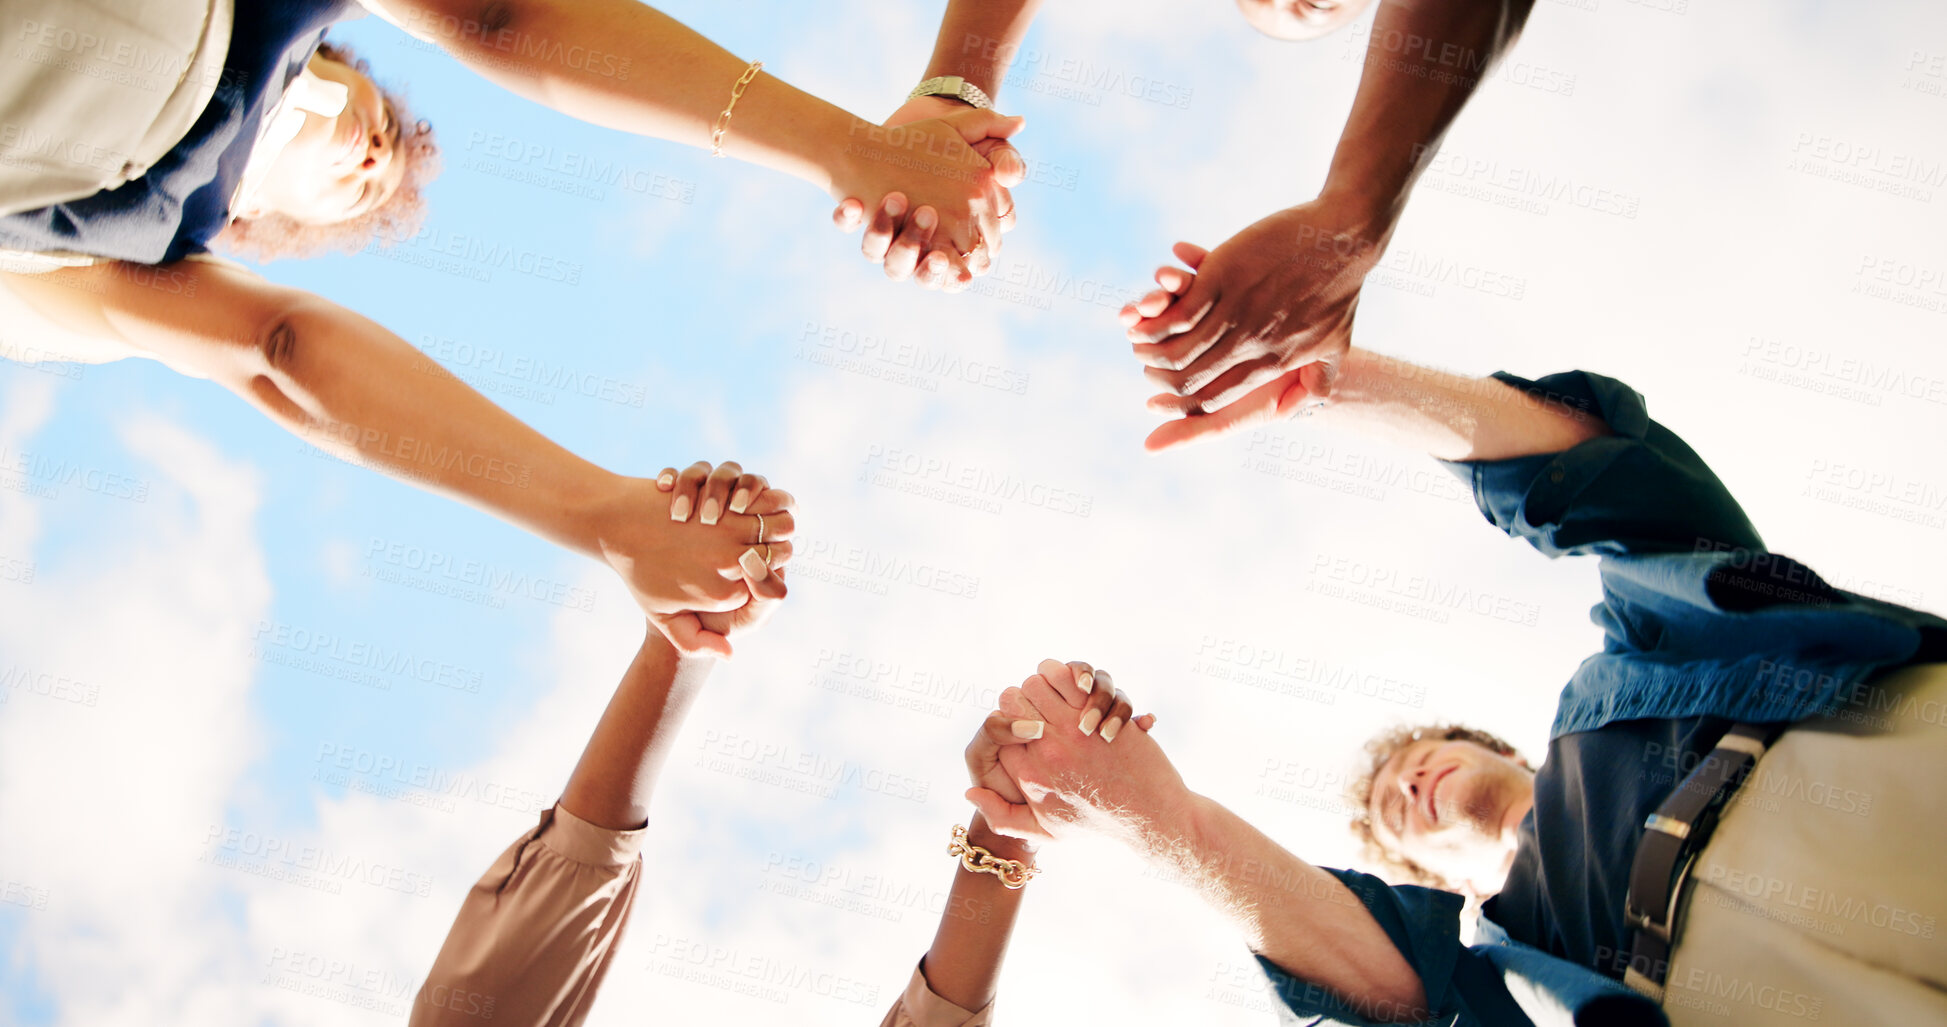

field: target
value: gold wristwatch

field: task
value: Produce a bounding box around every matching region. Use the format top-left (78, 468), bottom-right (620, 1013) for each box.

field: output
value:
top-left (908, 75), bottom-right (994, 110)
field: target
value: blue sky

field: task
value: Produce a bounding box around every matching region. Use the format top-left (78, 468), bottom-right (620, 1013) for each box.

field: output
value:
top-left (2, 0), bottom-right (1945, 1024)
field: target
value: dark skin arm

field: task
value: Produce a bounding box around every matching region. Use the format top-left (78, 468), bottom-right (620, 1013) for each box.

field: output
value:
top-left (1127, 0), bottom-right (1539, 447)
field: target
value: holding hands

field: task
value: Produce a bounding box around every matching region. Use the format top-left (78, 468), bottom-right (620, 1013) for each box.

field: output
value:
top-left (1122, 200), bottom-right (1388, 451)
top-left (597, 461), bottom-right (794, 659)
top-left (830, 100), bottom-right (1027, 293)
top-left (964, 660), bottom-right (1167, 850)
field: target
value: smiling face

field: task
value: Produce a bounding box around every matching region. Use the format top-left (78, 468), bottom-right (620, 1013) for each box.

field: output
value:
top-left (1233, 0), bottom-right (1379, 40)
top-left (1366, 736), bottom-right (1536, 895)
top-left (242, 53), bottom-right (406, 226)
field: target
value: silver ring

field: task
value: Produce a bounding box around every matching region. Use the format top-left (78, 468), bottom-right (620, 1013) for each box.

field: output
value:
top-left (761, 544), bottom-right (773, 566)
top-left (753, 513), bottom-right (766, 545)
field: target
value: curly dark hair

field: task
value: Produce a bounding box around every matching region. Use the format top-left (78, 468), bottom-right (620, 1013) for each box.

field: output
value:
top-left (215, 41), bottom-right (440, 262)
top-left (1345, 722), bottom-right (1525, 892)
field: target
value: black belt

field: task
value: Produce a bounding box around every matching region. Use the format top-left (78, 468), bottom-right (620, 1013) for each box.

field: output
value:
top-left (1621, 723), bottom-right (1783, 1001)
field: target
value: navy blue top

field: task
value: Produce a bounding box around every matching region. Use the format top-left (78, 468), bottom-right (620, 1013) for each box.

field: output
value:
top-left (0, 0), bottom-right (356, 265)
top-left (1258, 370), bottom-right (1947, 1027)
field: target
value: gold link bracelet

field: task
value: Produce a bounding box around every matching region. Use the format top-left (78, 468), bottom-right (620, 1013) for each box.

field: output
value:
top-left (710, 60), bottom-right (764, 157)
top-left (948, 824), bottom-right (1037, 889)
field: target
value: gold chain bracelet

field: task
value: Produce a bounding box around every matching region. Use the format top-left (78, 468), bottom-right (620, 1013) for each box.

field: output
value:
top-left (710, 60), bottom-right (763, 157)
top-left (948, 824), bottom-right (1037, 889)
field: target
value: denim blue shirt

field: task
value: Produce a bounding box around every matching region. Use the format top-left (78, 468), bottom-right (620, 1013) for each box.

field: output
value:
top-left (1258, 370), bottom-right (1947, 1026)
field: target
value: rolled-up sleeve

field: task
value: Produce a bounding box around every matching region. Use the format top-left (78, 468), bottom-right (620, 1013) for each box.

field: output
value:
top-left (1256, 871), bottom-right (1658, 1027)
top-left (411, 804), bottom-right (646, 1027)
top-left (877, 962), bottom-right (993, 1027)
top-left (1442, 372), bottom-right (1762, 560)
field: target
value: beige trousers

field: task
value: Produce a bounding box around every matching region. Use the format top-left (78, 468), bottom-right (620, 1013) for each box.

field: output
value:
top-left (1664, 663), bottom-right (1947, 1025)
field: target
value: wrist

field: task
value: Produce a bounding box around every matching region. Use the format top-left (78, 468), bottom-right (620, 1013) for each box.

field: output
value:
top-left (1309, 186), bottom-right (1403, 260)
top-left (572, 470), bottom-right (639, 562)
top-left (966, 811), bottom-right (1037, 861)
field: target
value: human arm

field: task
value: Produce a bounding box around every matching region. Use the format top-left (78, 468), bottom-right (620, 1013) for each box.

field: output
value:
top-left (829, 0), bottom-right (1040, 289)
top-left (360, 0), bottom-right (1015, 269)
top-left (1126, 0), bottom-right (1538, 432)
top-left (882, 661), bottom-right (1145, 1022)
top-left (972, 672), bottom-right (1432, 1023)
top-left (0, 260), bottom-right (790, 655)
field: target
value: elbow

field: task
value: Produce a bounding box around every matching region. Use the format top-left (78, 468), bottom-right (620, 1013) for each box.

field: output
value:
top-left (248, 297), bottom-right (339, 387)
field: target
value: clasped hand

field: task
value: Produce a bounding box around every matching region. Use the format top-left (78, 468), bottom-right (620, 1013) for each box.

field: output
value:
top-left (595, 461), bottom-right (794, 659)
top-left (830, 95), bottom-right (1027, 293)
top-left (963, 660), bottom-right (1190, 851)
top-left (1121, 200), bottom-right (1388, 451)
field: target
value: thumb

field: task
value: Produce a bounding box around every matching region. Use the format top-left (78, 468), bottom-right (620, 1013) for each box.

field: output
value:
top-left (656, 613), bottom-right (733, 659)
top-left (943, 109), bottom-right (1027, 145)
top-left (965, 787), bottom-right (1050, 841)
top-left (1288, 362), bottom-right (1331, 408)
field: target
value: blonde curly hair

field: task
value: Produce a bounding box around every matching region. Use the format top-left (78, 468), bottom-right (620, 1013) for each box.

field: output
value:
top-left (215, 41), bottom-right (440, 262)
top-left (1345, 722), bottom-right (1526, 892)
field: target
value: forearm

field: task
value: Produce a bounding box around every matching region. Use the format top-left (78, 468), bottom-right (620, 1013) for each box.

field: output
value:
top-left (1319, 347), bottom-right (1608, 461)
top-left (1164, 795), bottom-right (1430, 1022)
top-left (559, 628), bottom-right (712, 830)
top-left (384, 0), bottom-right (858, 190)
top-left (917, 813), bottom-right (1032, 1011)
top-left (248, 300), bottom-right (632, 559)
top-left (1323, 0), bottom-right (1536, 229)
top-left (915, 0), bottom-right (1046, 101)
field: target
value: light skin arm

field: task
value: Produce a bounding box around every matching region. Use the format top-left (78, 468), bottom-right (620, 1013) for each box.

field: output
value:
top-left (0, 261), bottom-right (785, 655)
top-left (974, 674), bottom-right (1432, 1023)
top-left (1316, 347), bottom-right (1608, 462)
top-left (1134, 246), bottom-right (1607, 457)
top-left (359, 0), bottom-right (1017, 265)
top-left (906, 0), bottom-right (1045, 102)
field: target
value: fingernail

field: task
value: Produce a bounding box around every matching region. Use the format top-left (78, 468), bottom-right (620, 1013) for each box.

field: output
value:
top-left (739, 548), bottom-right (770, 582)
top-left (1012, 720), bottom-right (1044, 739)
top-left (1101, 717), bottom-right (1124, 743)
top-left (657, 470), bottom-right (675, 488)
top-left (1078, 708), bottom-right (1102, 737)
top-left (700, 497), bottom-right (721, 525)
top-left (886, 195), bottom-right (906, 216)
top-left (1077, 670), bottom-right (1094, 693)
top-left (670, 495), bottom-right (691, 521)
top-left (729, 488), bottom-right (752, 514)
top-left (916, 207), bottom-right (936, 230)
